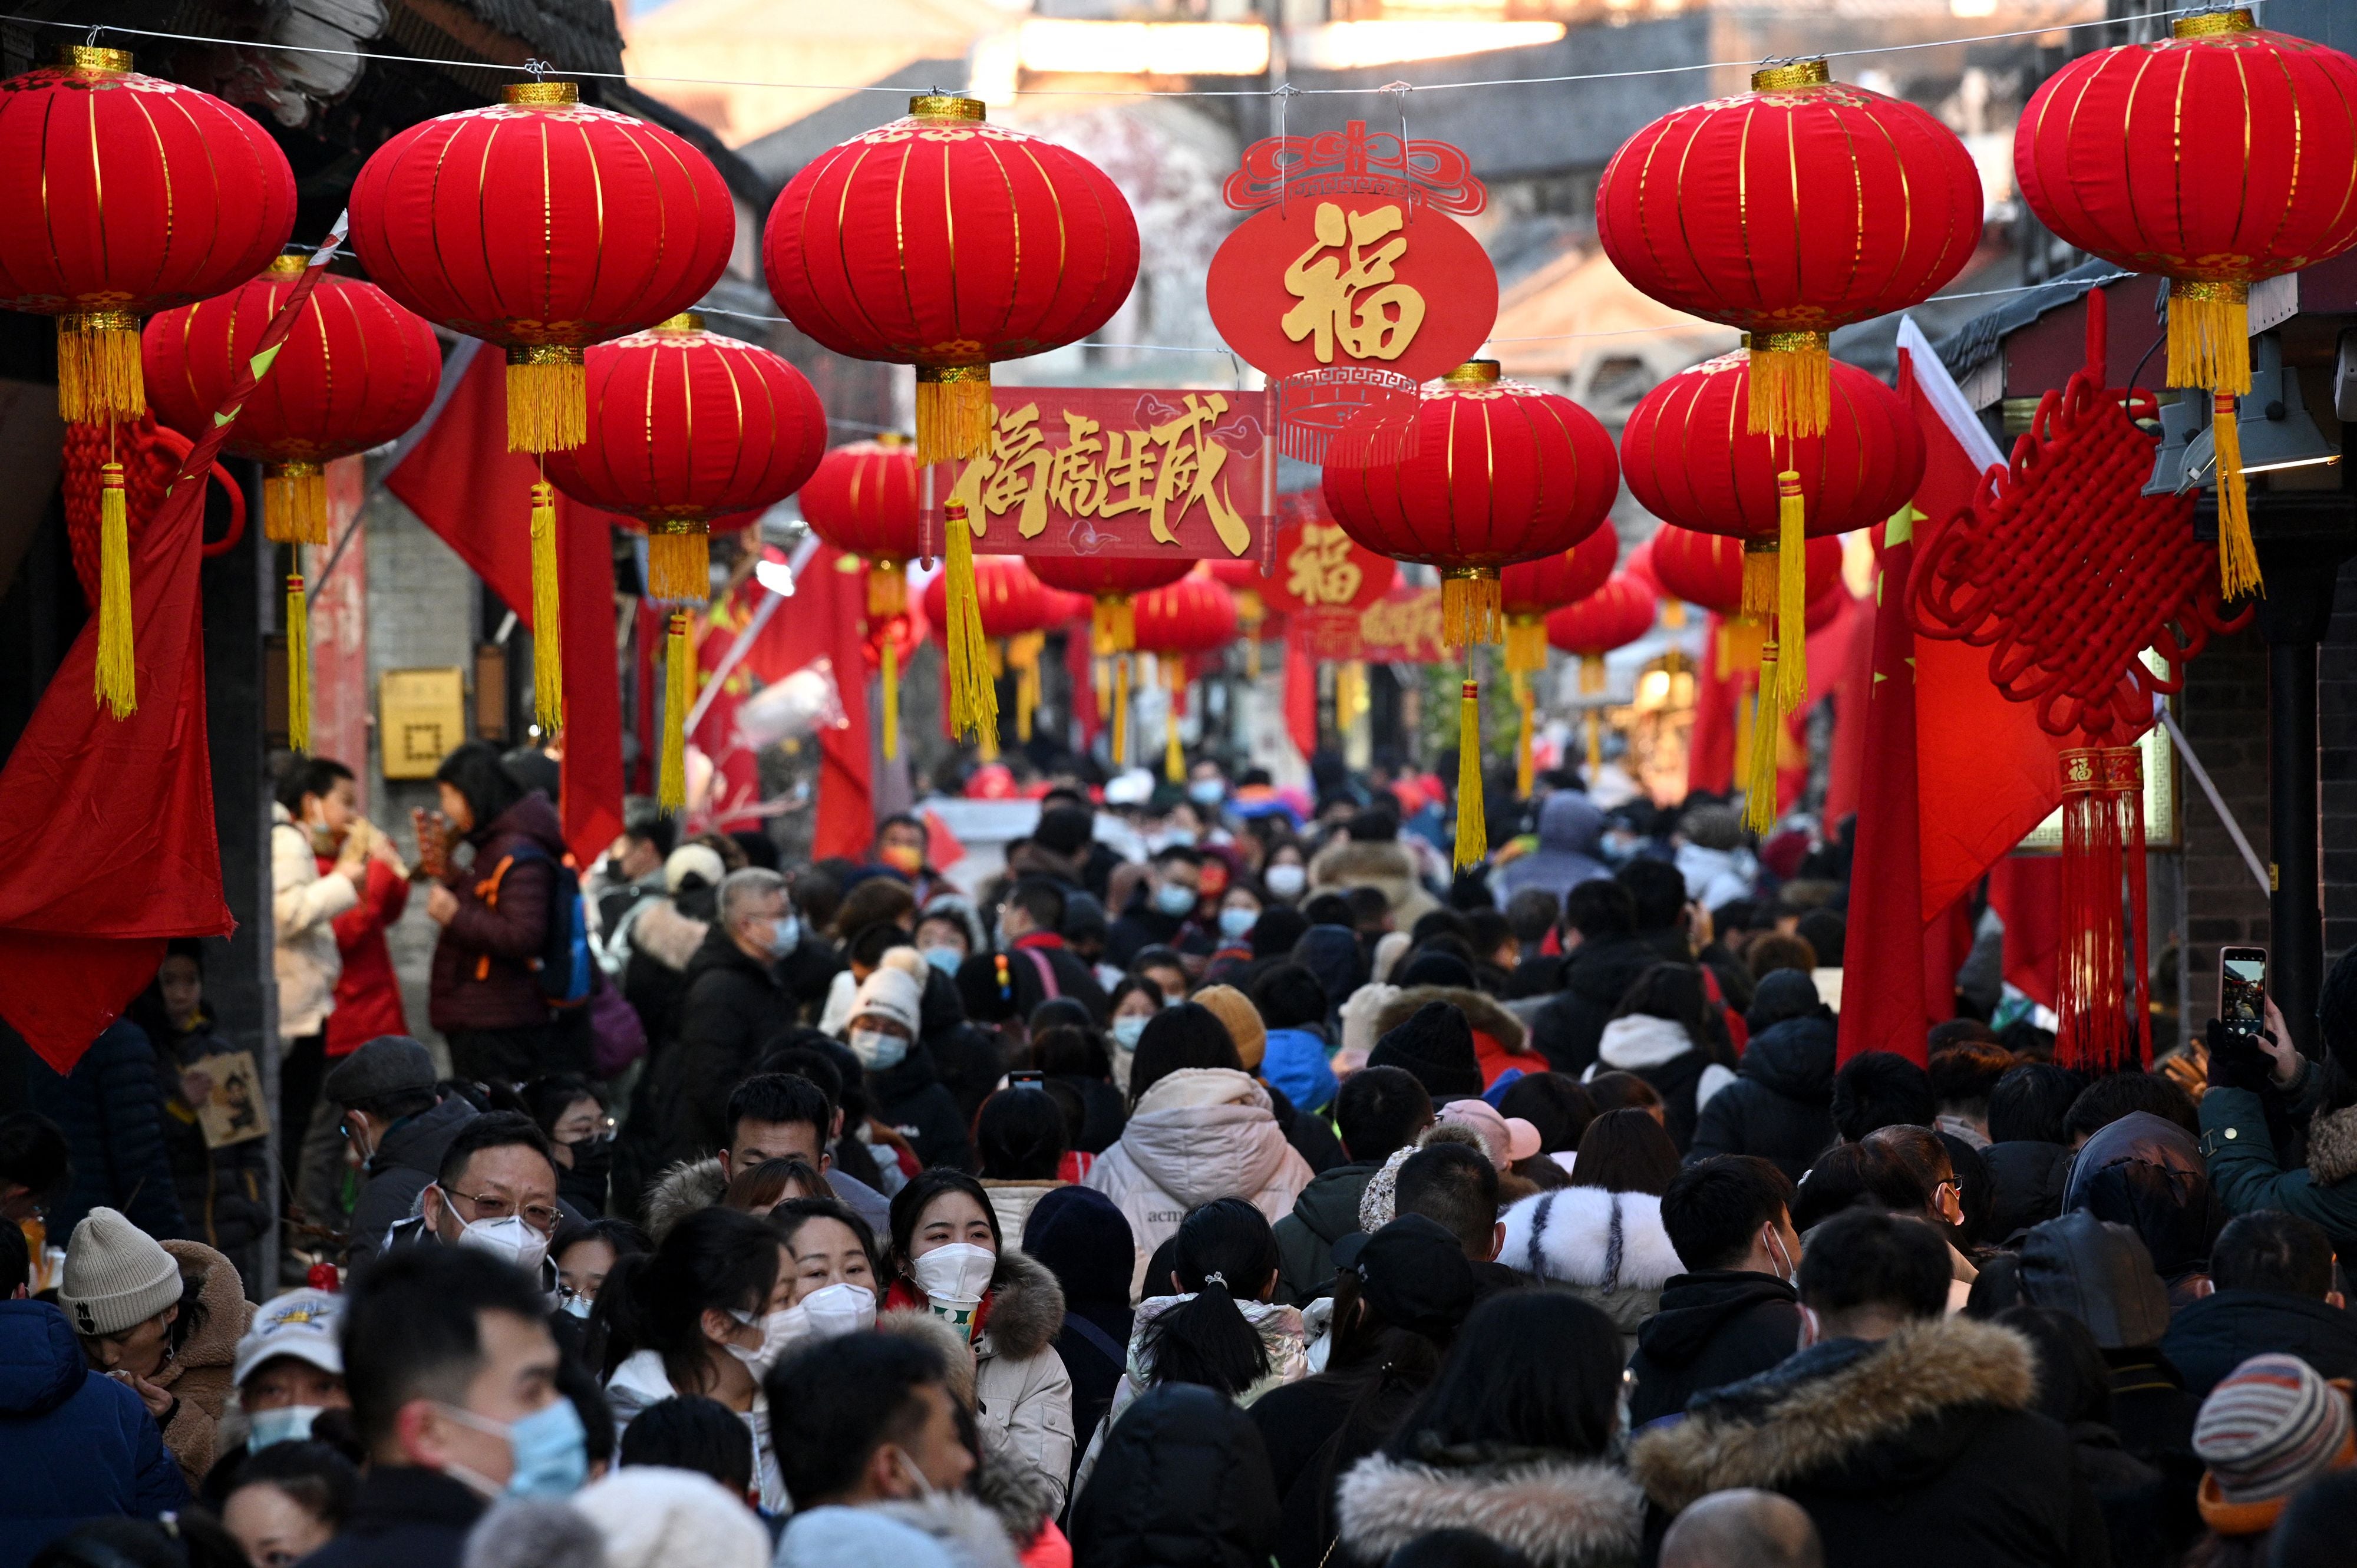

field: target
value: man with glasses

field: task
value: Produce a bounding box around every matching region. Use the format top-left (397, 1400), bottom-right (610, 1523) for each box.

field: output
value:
top-left (384, 1114), bottom-right (566, 1300)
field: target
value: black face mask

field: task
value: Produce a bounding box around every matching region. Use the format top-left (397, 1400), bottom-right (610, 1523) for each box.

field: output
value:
top-left (565, 1135), bottom-right (614, 1181)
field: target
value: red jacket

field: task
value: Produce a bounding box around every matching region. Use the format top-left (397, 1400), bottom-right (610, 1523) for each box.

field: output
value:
top-left (316, 854), bottom-right (411, 1057)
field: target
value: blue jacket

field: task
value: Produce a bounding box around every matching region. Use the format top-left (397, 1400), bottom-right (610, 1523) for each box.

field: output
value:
top-left (1260, 1028), bottom-right (1338, 1117)
top-left (24, 1021), bottom-right (187, 1240)
top-left (0, 1299), bottom-right (187, 1567)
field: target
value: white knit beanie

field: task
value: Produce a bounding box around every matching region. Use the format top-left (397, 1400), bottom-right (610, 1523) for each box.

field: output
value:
top-left (575, 1467), bottom-right (771, 1568)
top-left (59, 1207), bottom-right (181, 1337)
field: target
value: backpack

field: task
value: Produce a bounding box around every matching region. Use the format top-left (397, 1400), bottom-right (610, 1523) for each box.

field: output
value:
top-left (488, 843), bottom-right (593, 1008)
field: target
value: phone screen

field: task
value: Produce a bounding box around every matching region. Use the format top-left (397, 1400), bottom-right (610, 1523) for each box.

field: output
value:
top-left (2222, 954), bottom-right (2267, 1034)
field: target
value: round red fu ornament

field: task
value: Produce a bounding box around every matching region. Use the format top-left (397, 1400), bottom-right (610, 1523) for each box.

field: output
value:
top-left (0, 46), bottom-right (295, 424)
top-left (1260, 507), bottom-right (1398, 662)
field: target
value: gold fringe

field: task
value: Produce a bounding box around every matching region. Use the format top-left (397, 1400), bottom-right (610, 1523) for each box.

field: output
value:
top-left (263, 464), bottom-right (329, 546)
top-left (1513, 671), bottom-right (1535, 798)
top-left (1503, 615), bottom-right (1549, 676)
top-left (648, 525), bottom-right (712, 604)
top-left (1725, 616), bottom-right (1765, 674)
top-left (1455, 678), bottom-right (1485, 869)
top-left (880, 638), bottom-right (900, 762)
top-left (1775, 471), bottom-right (1808, 709)
top-left (1740, 540), bottom-right (1778, 620)
top-left (2212, 392), bottom-right (2263, 600)
top-left (1440, 570), bottom-right (1503, 649)
top-left (1747, 331), bottom-right (1831, 439)
top-left (916, 366), bottom-right (993, 465)
top-left (2168, 283), bottom-right (2252, 396)
top-left (1580, 653), bottom-right (1607, 695)
top-left (1112, 656), bottom-right (1130, 767)
top-left (1008, 630), bottom-right (1044, 742)
top-left (1094, 655), bottom-right (1111, 721)
top-left (1582, 653), bottom-right (1606, 775)
top-left (978, 722), bottom-right (1000, 762)
top-left (95, 461), bottom-right (135, 719)
top-left (530, 481), bottom-right (565, 737)
top-left (1165, 659), bottom-right (1187, 783)
top-left (1743, 643), bottom-right (1784, 833)
top-left (867, 561), bottom-right (907, 620)
top-left (660, 612), bottom-right (689, 811)
top-left (506, 351), bottom-right (587, 454)
top-left (942, 501), bottom-right (998, 744)
top-left (1662, 600), bottom-right (1687, 631)
top-left (1587, 704), bottom-right (1605, 774)
top-left (1246, 635), bottom-right (1262, 681)
top-left (57, 314), bottom-right (144, 424)
top-left (286, 572), bottom-right (311, 754)
top-left (1092, 596), bottom-right (1136, 655)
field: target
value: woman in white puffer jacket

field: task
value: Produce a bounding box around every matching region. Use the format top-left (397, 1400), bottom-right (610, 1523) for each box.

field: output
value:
top-left (1083, 1002), bottom-right (1313, 1300)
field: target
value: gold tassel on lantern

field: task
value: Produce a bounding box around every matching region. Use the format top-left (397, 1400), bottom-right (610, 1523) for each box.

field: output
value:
top-left (880, 639), bottom-right (902, 762)
top-left (1441, 569), bottom-right (1503, 649)
top-left (1455, 676), bottom-right (1486, 869)
top-left (95, 460), bottom-right (136, 719)
top-left (1164, 658), bottom-right (1187, 783)
top-left (916, 365), bottom-right (994, 466)
top-left (1513, 671), bottom-right (1536, 798)
top-left (660, 612), bottom-right (691, 811)
top-left (286, 570), bottom-right (312, 754)
top-left (942, 500), bottom-right (998, 744)
top-left (1111, 656), bottom-right (1131, 767)
top-left (1094, 656), bottom-right (1112, 721)
top-left (1091, 595), bottom-right (1135, 656)
top-left (1742, 639), bottom-right (1785, 834)
top-left (2168, 279), bottom-right (2260, 598)
top-left (57, 311), bottom-right (145, 425)
top-left (507, 345), bottom-right (587, 454)
top-left (1583, 653), bottom-right (1607, 774)
top-left (1747, 329), bottom-right (1833, 440)
top-left (263, 463), bottom-right (330, 546)
top-left (978, 642), bottom-right (1005, 761)
top-left (1503, 615), bottom-right (1549, 679)
top-left (869, 561), bottom-right (907, 762)
top-left (2211, 391), bottom-right (2262, 599)
top-left (648, 521), bottom-right (712, 604)
top-left (1008, 630), bottom-right (1044, 742)
top-left (529, 480), bottom-right (565, 737)
top-left (1775, 470), bottom-right (1808, 707)
top-left (1740, 539), bottom-right (1778, 622)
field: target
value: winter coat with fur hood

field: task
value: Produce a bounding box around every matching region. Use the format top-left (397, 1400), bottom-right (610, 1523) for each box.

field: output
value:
top-left (2199, 1081), bottom-right (2357, 1262)
top-left (151, 1239), bottom-right (255, 1487)
top-left (884, 1249), bottom-right (1077, 1514)
top-left (1629, 1316), bottom-right (2110, 1568)
top-left (1335, 1445), bottom-right (1645, 1568)
top-left (1372, 986), bottom-right (1537, 1091)
top-left (1496, 1187), bottom-right (1685, 1359)
top-left (1082, 1068), bottom-right (1313, 1299)
top-left (873, 1309), bottom-right (1063, 1558)
top-left (1583, 1015), bottom-right (1735, 1154)
top-left (777, 1496), bottom-right (1023, 1568)
top-left (1306, 839), bottom-right (1440, 929)
top-left (639, 1153), bottom-right (893, 1243)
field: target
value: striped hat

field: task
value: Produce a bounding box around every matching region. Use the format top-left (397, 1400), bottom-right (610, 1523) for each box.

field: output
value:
top-left (2194, 1354), bottom-right (2357, 1535)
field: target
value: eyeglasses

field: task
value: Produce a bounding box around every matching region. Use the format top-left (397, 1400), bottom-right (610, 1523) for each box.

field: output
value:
top-left (445, 1187), bottom-right (562, 1233)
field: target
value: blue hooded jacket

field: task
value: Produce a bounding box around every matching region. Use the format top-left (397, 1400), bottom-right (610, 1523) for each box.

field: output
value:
top-left (0, 1299), bottom-right (187, 1566)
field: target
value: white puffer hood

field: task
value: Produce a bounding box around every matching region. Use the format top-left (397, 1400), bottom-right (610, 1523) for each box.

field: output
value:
top-left (1120, 1068), bottom-right (1292, 1209)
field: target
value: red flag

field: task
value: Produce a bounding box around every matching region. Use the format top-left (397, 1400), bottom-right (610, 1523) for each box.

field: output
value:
top-left (1990, 854), bottom-right (2064, 1009)
top-left (1686, 615), bottom-right (1736, 796)
top-left (384, 349), bottom-right (624, 869)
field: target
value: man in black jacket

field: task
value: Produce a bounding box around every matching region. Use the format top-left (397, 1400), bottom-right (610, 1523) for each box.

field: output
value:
top-left (990, 877), bottom-right (1109, 1023)
top-left (653, 868), bottom-right (803, 1166)
top-left (1632, 1208), bottom-right (2109, 1568)
top-left (2161, 1209), bottom-right (2357, 1397)
top-left (327, 1036), bottom-right (478, 1267)
top-left (1528, 879), bottom-right (1658, 1075)
top-left (1629, 1156), bottom-right (1804, 1426)
top-left (1272, 1065), bottom-right (1432, 1304)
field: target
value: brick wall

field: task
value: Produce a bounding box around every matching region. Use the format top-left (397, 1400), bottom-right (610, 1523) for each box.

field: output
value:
top-left (2178, 623), bottom-right (2273, 1028)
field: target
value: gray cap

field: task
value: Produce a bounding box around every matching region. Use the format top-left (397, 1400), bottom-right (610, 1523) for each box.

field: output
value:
top-left (322, 1035), bottom-right (438, 1108)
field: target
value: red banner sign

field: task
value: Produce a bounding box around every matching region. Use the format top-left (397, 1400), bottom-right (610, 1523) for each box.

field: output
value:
top-left (927, 386), bottom-right (1276, 563)
top-left (1359, 584), bottom-right (1447, 665)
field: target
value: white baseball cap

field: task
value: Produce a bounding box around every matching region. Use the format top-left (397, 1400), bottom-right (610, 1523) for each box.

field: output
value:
top-left (233, 1288), bottom-right (344, 1386)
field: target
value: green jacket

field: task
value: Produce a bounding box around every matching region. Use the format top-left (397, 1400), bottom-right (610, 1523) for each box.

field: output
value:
top-left (2197, 1080), bottom-right (2357, 1256)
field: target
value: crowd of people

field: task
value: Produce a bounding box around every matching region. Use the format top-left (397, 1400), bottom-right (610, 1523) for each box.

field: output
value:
top-left (7, 741), bottom-right (2357, 1568)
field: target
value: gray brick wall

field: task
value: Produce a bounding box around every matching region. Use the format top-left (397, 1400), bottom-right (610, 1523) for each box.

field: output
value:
top-left (2178, 623), bottom-right (2273, 1029)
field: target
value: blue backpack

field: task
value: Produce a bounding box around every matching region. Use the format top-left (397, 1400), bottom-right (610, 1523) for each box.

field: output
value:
top-left (489, 843), bottom-right (593, 1008)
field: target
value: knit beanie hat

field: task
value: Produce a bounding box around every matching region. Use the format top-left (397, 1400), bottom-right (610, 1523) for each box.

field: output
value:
top-left (849, 966), bottom-right (925, 1037)
top-left (2195, 1354), bottom-right (2357, 1535)
top-left (59, 1207), bottom-right (182, 1337)
top-left (1192, 985), bottom-right (1266, 1071)
top-left (1368, 1001), bottom-right (1485, 1100)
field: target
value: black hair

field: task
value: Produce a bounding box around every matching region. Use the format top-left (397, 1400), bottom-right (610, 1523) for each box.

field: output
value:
top-left (1105, 973), bottom-right (1163, 1020)
top-left (0, 1111), bottom-right (71, 1198)
top-left (887, 1168), bottom-right (1003, 1277)
top-left (1031, 1022), bottom-right (1112, 1085)
top-left (723, 1157), bottom-right (828, 1214)
top-left (620, 810), bottom-right (678, 859)
top-left (0, 1219), bottom-right (28, 1297)
top-left (514, 1075), bottom-right (603, 1141)
top-left (1382, 1292), bottom-right (1624, 1461)
top-left (1348, 805), bottom-right (1402, 843)
top-left (1988, 1063), bottom-right (2084, 1146)
top-left (1584, 1071), bottom-right (1662, 1117)
top-left (1395, 1143), bottom-right (1500, 1258)
top-left (1861, 1125), bottom-right (1953, 1212)
top-left (1346, 886), bottom-right (1393, 929)
top-left (1130, 945), bottom-right (1188, 982)
top-left (432, 740), bottom-right (526, 832)
top-left (1334, 1065), bottom-right (1434, 1166)
top-left (220, 1440), bottom-right (360, 1528)
top-left (1928, 1042), bottom-right (2016, 1115)
top-left (2062, 1071), bottom-right (2197, 1144)
top-left (434, 1111), bottom-right (556, 1193)
top-left (1503, 889), bottom-right (1560, 945)
top-left (593, 1206), bottom-right (781, 1389)
top-left (725, 1072), bottom-right (833, 1150)
top-left (1995, 1305), bottom-right (2114, 1429)
top-left (1005, 877), bottom-right (1068, 934)
top-left (1300, 893), bottom-right (1354, 928)
top-left (1790, 1141), bottom-right (1930, 1233)
top-left (1141, 1197), bottom-right (1279, 1398)
top-left (273, 755), bottom-right (355, 816)
top-left (2212, 1209), bottom-right (2335, 1298)
top-left (1711, 897), bottom-right (1761, 935)
top-left (846, 921), bottom-right (912, 969)
top-left (1405, 909), bottom-right (1470, 948)
top-left (766, 1331), bottom-right (948, 1508)
top-left (975, 1087), bottom-right (1068, 1181)
top-left (617, 1394), bottom-right (755, 1497)
top-left (344, 1083), bottom-right (439, 1124)
top-left (1663, 1157), bottom-right (1796, 1273)
top-left (1615, 858), bottom-right (1688, 932)
top-left (1567, 1107), bottom-right (1683, 1197)
top-left (1150, 843), bottom-right (1206, 869)
top-left (1831, 1051), bottom-right (1935, 1143)
top-left (557, 1352), bottom-right (615, 1471)
top-left (1464, 908), bottom-right (1512, 960)
top-left (1497, 1073), bottom-right (1595, 1155)
top-left (30, 1518), bottom-right (246, 1568)
top-left (769, 1195), bottom-right (879, 1276)
top-left (1250, 963), bottom-right (1328, 1032)
top-left (342, 1243), bottom-right (552, 1451)
top-left (1563, 878), bottom-right (1637, 942)
top-left (1796, 1207), bottom-right (1951, 1321)
top-left (1608, 963), bottom-right (1724, 1059)
top-left (1793, 908), bottom-right (1846, 969)
top-left (1128, 1002), bottom-right (1243, 1101)
top-left (550, 1217), bottom-right (651, 1277)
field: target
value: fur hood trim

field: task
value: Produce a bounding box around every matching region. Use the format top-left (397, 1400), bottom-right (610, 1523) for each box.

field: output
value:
top-left (2310, 1102), bottom-right (2357, 1187)
top-left (869, 1493), bottom-right (1024, 1568)
top-left (979, 1246), bottom-right (1066, 1362)
top-left (1312, 839), bottom-right (1420, 889)
top-left (631, 899), bottom-right (707, 972)
top-left (1498, 1186), bottom-right (1685, 1292)
top-left (644, 1157), bottom-right (726, 1243)
top-left (1375, 986), bottom-right (1529, 1055)
top-left (873, 1313), bottom-right (1055, 1551)
top-left (876, 1309), bottom-right (979, 1407)
top-left (1629, 1316), bottom-right (2038, 1513)
top-left (1337, 1452), bottom-right (1645, 1568)
top-left (160, 1239), bottom-right (250, 1373)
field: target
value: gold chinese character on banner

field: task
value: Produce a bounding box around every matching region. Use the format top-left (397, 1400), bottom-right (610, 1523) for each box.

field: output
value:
top-left (1285, 523), bottom-right (1364, 606)
top-left (952, 395), bottom-right (1252, 557)
top-left (1282, 203), bottom-right (1426, 365)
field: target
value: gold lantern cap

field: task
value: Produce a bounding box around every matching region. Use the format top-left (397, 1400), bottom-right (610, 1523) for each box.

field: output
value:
top-left (910, 95), bottom-right (986, 121)
top-left (505, 80), bottom-right (580, 106)
top-left (1752, 58), bottom-right (1832, 91)
top-left (2174, 9), bottom-right (2254, 37)
top-left (653, 313), bottom-right (704, 334)
top-left (267, 253), bottom-right (309, 276)
top-left (1442, 361), bottom-right (1501, 385)
top-left (61, 44), bottom-right (134, 74)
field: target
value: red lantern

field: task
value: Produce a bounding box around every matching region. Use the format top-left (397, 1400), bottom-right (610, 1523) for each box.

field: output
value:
top-left (1649, 526), bottom-right (1841, 620)
top-left (1030, 554), bottom-right (1190, 768)
top-left (0, 46), bottom-right (295, 424)
top-left (1133, 572), bottom-right (1240, 781)
top-left (920, 557), bottom-right (1054, 756)
top-left (1204, 556), bottom-right (1272, 675)
top-left (801, 438), bottom-right (925, 760)
top-left (2015, 9), bottom-right (2357, 597)
top-left (1546, 574), bottom-right (1658, 774)
top-left (1596, 58), bottom-right (1979, 441)
top-left (1498, 526), bottom-right (1619, 792)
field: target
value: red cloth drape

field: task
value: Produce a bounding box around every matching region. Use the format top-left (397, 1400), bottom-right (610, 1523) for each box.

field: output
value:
top-left (721, 542), bottom-right (873, 860)
top-left (1283, 637), bottom-right (1318, 764)
top-left (1686, 613), bottom-right (1735, 797)
top-left (384, 349), bottom-right (624, 870)
top-left (1990, 853), bottom-right (2064, 1010)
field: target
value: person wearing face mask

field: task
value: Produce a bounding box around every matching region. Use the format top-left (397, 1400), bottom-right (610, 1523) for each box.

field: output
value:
top-left (915, 900), bottom-right (983, 983)
top-left (770, 1197), bottom-right (883, 1339)
top-left (1207, 882), bottom-right (1263, 971)
top-left (550, 1219), bottom-right (651, 1323)
top-left (230, 1288), bottom-right (351, 1454)
top-left (1103, 978), bottom-right (1163, 1098)
top-left (652, 869), bottom-right (810, 1167)
top-left (381, 1115), bottom-right (565, 1302)
top-left (517, 1076), bottom-right (613, 1219)
top-left (1259, 841), bottom-right (1310, 908)
top-left (1107, 847), bottom-right (1208, 969)
top-left (271, 758), bottom-right (368, 1190)
top-left (305, 1243), bottom-right (579, 1568)
top-left (595, 1207), bottom-right (797, 1511)
top-left (1184, 760), bottom-right (1230, 817)
top-left (872, 814), bottom-right (956, 903)
top-left (1625, 1157), bottom-right (1804, 1428)
top-left (326, 1037), bottom-right (478, 1269)
top-left (846, 963), bottom-right (974, 1173)
top-left (884, 1170), bottom-right (1076, 1513)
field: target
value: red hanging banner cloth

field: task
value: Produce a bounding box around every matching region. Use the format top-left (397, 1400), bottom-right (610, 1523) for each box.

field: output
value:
top-left (715, 543), bottom-right (874, 860)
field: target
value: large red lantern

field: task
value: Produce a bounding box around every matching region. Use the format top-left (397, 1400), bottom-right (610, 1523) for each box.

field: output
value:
top-left (1547, 575), bottom-right (1658, 773)
top-left (920, 557), bottom-right (1053, 756)
top-left (0, 46), bottom-right (295, 424)
top-left (1204, 556), bottom-right (1272, 675)
top-left (541, 315), bottom-right (824, 807)
top-left (801, 438), bottom-right (924, 760)
top-left (1498, 526), bottom-right (1618, 792)
top-left (2015, 9), bottom-right (2357, 598)
top-left (1133, 572), bottom-right (1240, 781)
top-left (1030, 554), bottom-right (1191, 767)
top-left (1596, 58), bottom-right (1979, 443)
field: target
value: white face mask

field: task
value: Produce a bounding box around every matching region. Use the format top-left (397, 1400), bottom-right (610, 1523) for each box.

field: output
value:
top-left (1264, 864), bottom-right (1306, 899)
top-left (561, 1292), bottom-right (595, 1320)
top-left (726, 1307), bottom-right (798, 1379)
top-left (911, 1242), bottom-right (996, 1305)
top-left (791, 1282), bottom-right (877, 1341)
top-left (453, 1212), bottom-right (549, 1276)
top-left (1763, 1225), bottom-right (1796, 1285)
top-left (1110, 1015), bottom-right (1148, 1051)
top-left (849, 1028), bottom-right (909, 1071)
